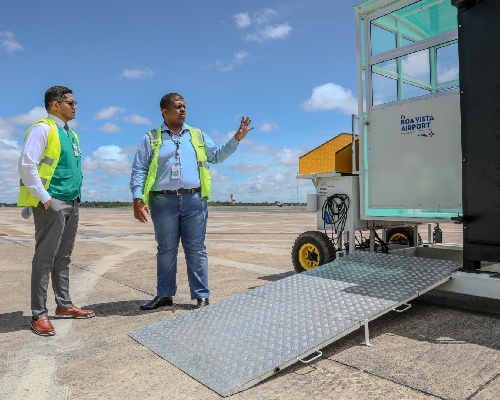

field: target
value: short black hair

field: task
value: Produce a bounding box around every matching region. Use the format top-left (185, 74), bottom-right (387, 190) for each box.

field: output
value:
top-left (160, 93), bottom-right (183, 110)
top-left (44, 86), bottom-right (73, 110)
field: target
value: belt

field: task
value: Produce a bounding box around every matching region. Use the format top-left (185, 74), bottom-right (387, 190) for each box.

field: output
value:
top-left (153, 187), bottom-right (201, 195)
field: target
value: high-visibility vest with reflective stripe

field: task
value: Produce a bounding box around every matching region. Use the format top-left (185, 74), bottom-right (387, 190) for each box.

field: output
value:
top-left (17, 118), bottom-right (80, 206)
top-left (141, 125), bottom-right (211, 205)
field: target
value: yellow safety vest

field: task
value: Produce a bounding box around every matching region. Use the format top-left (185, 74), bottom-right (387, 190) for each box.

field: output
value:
top-left (141, 125), bottom-right (211, 205)
top-left (17, 118), bottom-right (80, 206)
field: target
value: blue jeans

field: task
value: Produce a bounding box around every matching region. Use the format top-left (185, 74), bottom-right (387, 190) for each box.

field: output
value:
top-left (149, 191), bottom-right (209, 300)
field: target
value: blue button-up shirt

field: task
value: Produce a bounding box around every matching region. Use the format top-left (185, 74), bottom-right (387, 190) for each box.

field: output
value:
top-left (130, 122), bottom-right (239, 199)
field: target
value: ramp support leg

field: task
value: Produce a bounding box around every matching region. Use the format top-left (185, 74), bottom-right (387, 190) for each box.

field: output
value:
top-left (364, 319), bottom-right (372, 347)
top-left (348, 230), bottom-right (356, 254)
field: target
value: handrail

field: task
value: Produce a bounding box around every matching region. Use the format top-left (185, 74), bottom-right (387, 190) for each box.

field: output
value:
top-left (351, 114), bottom-right (360, 175)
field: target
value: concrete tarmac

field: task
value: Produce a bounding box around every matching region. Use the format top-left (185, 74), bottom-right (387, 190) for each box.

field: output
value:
top-left (0, 206), bottom-right (498, 400)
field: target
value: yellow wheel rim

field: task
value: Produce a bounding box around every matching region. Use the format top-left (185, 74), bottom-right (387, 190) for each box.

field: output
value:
top-left (298, 243), bottom-right (320, 270)
top-left (389, 233), bottom-right (408, 242)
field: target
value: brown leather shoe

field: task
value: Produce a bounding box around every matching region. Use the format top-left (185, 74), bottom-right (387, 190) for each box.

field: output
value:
top-left (55, 305), bottom-right (95, 319)
top-left (31, 316), bottom-right (56, 336)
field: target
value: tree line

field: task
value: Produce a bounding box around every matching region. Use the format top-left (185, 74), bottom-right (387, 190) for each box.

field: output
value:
top-left (1, 201), bottom-right (305, 208)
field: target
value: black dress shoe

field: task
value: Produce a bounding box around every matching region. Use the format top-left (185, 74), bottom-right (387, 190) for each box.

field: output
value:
top-left (140, 296), bottom-right (173, 310)
top-left (196, 298), bottom-right (209, 308)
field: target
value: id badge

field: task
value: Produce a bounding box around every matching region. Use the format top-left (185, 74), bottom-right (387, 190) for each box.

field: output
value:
top-left (72, 142), bottom-right (82, 157)
top-left (171, 165), bottom-right (181, 179)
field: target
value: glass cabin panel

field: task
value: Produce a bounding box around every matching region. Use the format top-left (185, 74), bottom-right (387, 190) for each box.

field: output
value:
top-left (372, 70), bottom-right (398, 105)
top-left (437, 42), bottom-right (459, 84)
top-left (402, 82), bottom-right (431, 100)
top-left (371, 24), bottom-right (396, 55)
top-left (401, 49), bottom-right (430, 84)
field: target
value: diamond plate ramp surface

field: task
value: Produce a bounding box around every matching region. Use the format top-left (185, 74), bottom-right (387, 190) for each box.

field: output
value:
top-left (129, 252), bottom-right (459, 397)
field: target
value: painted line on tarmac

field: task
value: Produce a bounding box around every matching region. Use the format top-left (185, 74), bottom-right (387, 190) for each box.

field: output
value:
top-left (209, 256), bottom-right (284, 275)
top-left (206, 240), bottom-right (292, 256)
top-left (207, 231), bottom-right (304, 235)
top-left (0, 246), bottom-right (137, 400)
top-left (95, 236), bottom-right (288, 275)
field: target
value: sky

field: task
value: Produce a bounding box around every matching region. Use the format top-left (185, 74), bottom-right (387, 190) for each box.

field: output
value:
top-left (1, 0), bottom-right (362, 204)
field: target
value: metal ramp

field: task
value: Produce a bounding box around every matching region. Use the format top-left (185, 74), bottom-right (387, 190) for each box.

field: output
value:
top-left (129, 252), bottom-right (459, 397)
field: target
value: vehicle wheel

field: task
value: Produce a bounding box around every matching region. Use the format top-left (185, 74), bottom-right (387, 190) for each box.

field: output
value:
top-left (385, 227), bottom-right (414, 246)
top-left (292, 231), bottom-right (336, 273)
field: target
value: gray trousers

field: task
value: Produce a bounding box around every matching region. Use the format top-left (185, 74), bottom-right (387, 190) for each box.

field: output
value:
top-left (31, 198), bottom-right (79, 318)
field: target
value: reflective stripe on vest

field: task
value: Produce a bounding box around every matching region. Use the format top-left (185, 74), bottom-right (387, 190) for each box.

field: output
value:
top-left (188, 127), bottom-right (211, 200)
top-left (141, 126), bottom-right (162, 205)
top-left (17, 119), bottom-right (80, 207)
top-left (141, 125), bottom-right (212, 205)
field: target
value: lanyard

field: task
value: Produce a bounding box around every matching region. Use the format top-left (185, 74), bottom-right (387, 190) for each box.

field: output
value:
top-left (63, 126), bottom-right (82, 159)
top-left (167, 130), bottom-right (183, 166)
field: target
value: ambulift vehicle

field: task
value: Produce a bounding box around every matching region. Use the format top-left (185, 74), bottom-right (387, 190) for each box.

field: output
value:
top-left (130, 1), bottom-right (500, 396)
top-left (293, 0), bottom-right (500, 301)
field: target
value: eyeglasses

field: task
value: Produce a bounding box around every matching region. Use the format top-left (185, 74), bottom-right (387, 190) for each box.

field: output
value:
top-left (59, 100), bottom-right (78, 108)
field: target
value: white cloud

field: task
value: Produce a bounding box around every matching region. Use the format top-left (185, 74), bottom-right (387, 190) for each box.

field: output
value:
top-left (275, 148), bottom-right (302, 166)
top-left (221, 128), bottom-right (255, 144)
top-left (121, 145), bottom-right (140, 157)
top-left (234, 13), bottom-right (251, 28)
top-left (254, 8), bottom-right (279, 25)
top-left (0, 139), bottom-right (21, 162)
top-left (233, 50), bottom-right (249, 63)
top-left (0, 31), bottom-right (23, 54)
top-left (227, 162), bottom-right (267, 174)
top-left (95, 106), bottom-right (125, 120)
top-left (234, 9), bottom-right (278, 29)
top-left (259, 122), bottom-right (278, 133)
top-left (124, 114), bottom-right (152, 125)
top-left (234, 9), bottom-right (291, 43)
top-left (246, 23), bottom-right (291, 42)
top-left (210, 164), bottom-right (317, 203)
top-left (302, 83), bottom-right (358, 115)
top-left (83, 145), bottom-right (131, 176)
top-left (438, 66), bottom-right (459, 82)
top-left (120, 67), bottom-right (154, 79)
top-left (68, 120), bottom-right (79, 129)
top-left (95, 107), bottom-right (151, 126)
top-left (209, 167), bottom-right (230, 183)
top-left (243, 144), bottom-right (271, 153)
top-left (0, 107), bottom-right (48, 140)
top-left (8, 106), bottom-right (47, 126)
top-left (235, 169), bottom-right (296, 197)
top-left (81, 184), bottom-right (131, 202)
top-left (0, 109), bottom-right (47, 202)
top-left (0, 119), bottom-right (14, 140)
top-left (239, 136), bottom-right (256, 145)
top-left (0, 139), bottom-right (22, 203)
top-left (99, 122), bottom-right (121, 133)
top-left (214, 50), bottom-right (249, 72)
top-left (402, 50), bottom-right (429, 81)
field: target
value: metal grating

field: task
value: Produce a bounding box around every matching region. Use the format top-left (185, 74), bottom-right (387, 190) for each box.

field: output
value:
top-left (129, 252), bottom-right (459, 397)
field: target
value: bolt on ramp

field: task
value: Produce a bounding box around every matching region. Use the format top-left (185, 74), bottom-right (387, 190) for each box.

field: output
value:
top-left (129, 252), bottom-right (460, 397)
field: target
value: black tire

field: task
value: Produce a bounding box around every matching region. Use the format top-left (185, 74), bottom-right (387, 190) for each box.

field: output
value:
top-left (291, 231), bottom-right (336, 273)
top-left (385, 227), bottom-right (414, 246)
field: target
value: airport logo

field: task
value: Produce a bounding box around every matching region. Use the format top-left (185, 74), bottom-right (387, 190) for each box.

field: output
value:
top-left (400, 114), bottom-right (435, 137)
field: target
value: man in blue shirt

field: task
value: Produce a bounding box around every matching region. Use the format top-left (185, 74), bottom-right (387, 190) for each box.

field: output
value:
top-left (130, 93), bottom-right (252, 310)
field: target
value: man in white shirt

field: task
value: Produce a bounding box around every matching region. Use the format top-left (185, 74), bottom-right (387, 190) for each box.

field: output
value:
top-left (18, 86), bottom-right (95, 336)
